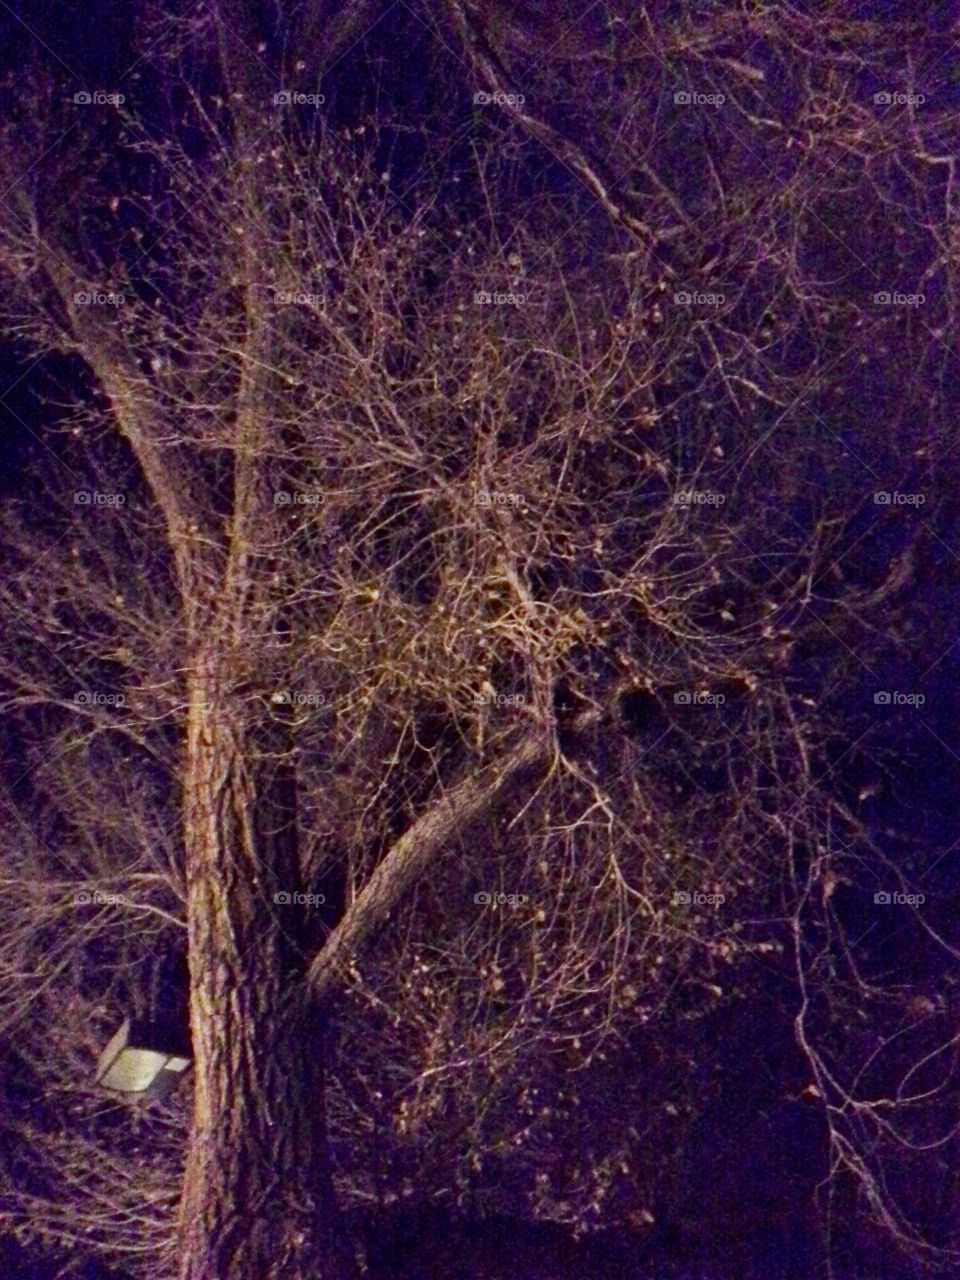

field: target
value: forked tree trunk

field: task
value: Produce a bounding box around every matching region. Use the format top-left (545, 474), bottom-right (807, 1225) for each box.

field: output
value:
top-left (178, 652), bottom-right (358, 1280)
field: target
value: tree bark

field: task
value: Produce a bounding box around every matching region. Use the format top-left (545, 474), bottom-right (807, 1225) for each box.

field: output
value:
top-left (306, 698), bottom-right (611, 1007)
top-left (176, 639), bottom-right (609, 1277)
top-left (307, 729), bottom-right (548, 1005)
top-left (178, 650), bottom-right (358, 1280)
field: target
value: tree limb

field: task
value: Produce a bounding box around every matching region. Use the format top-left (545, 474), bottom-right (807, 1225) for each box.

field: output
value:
top-left (306, 729), bottom-right (547, 1004)
top-left (306, 698), bottom-right (614, 1006)
top-left (443, 0), bottom-right (681, 275)
top-left (38, 253), bottom-right (207, 608)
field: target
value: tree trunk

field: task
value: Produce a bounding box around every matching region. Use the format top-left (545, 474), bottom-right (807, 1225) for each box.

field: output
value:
top-left (178, 651), bottom-right (357, 1280)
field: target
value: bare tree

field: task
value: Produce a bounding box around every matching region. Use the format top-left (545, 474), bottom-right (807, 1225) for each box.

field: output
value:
top-left (0, 3), bottom-right (957, 1278)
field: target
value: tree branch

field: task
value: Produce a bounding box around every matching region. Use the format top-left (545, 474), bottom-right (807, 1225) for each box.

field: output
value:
top-left (443, 0), bottom-right (681, 275)
top-left (305, 696), bottom-right (617, 1006)
top-left (299, 0), bottom-right (388, 75)
top-left (38, 253), bottom-right (207, 609)
top-left (306, 728), bottom-right (548, 1004)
